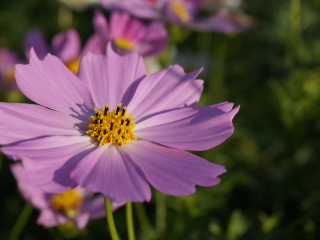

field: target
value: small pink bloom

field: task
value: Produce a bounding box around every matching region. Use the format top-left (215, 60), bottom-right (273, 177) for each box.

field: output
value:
top-left (100, 0), bottom-right (250, 32)
top-left (24, 29), bottom-right (81, 73)
top-left (10, 163), bottom-right (124, 228)
top-left (1, 45), bottom-right (239, 203)
top-left (83, 10), bottom-right (168, 57)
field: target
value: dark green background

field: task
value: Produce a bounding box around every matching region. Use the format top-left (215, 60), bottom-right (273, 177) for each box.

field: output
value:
top-left (0, 0), bottom-right (320, 239)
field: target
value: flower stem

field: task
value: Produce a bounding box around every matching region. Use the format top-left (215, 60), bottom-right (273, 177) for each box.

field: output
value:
top-left (8, 203), bottom-right (33, 240)
top-left (156, 191), bottom-right (166, 237)
top-left (126, 201), bottom-right (136, 240)
top-left (104, 198), bottom-right (119, 240)
top-left (134, 202), bottom-right (153, 230)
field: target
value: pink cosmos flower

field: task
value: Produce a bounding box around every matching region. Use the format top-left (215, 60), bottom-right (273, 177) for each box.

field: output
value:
top-left (24, 29), bottom-right (81, 73)
top-left (10, 163), bottom-right (124, 228)
top-left (100, 0), bottom-right (249, 32)
top-left (0, 48), bottom-right (23, 89)
top-left (83, 10), bottom-right (168, 57)
top-left (0, 44), bottom-right (239, 203)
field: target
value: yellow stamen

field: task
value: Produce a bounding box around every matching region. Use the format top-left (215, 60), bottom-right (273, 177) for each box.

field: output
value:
top-left (49, 189), bottom-right (82, 216)
top-left (65, 58), bottom-right (80, 74)
top-left (86, 103), bottom-right (137, 146)
top-left (171, 2), bottom-right (191, 22)
top-left (114, 38), bottom-right (133, 50)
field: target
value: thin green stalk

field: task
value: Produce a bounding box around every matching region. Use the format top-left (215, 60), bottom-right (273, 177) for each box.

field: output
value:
top-left (156, 191), bottom-right (166, 237)
top-left (290, 0), bottom-right (301, 43)
top-left (126, 201), bottom-right (136, 240)
top-left (134, 202), bottom-right (153, 230)
top-left (8, 203), bottom-right (33, 240)
top-left (104, 198), bottom-right (119, 240)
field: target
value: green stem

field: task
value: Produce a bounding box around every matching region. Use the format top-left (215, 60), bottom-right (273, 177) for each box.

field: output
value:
top-left (104, 198), bottom-right (119, 240)
top-left (290, 0), bottom-right (301, 43)
top-left (134, 203), bottom-right (153, 230)
top-left (8, 203), bottom-right (33, 240)
top-left (126, 201), bottom-right (136, 240)
top-left (156, 191), bottom-right (166, 237)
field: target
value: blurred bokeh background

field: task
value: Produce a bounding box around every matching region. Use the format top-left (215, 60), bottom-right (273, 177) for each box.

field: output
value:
top-left (1, 0), bottom-right (320, 239)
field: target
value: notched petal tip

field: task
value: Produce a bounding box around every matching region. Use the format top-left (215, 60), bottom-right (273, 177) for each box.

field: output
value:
top-left (227, 105), bottom-right (240, 120)
top-left (171, 64), bottom-right (203, 78)
top-left (29, 47), bottom-right (39, 62)
top-left (28, 48), bottom-right (56, 65)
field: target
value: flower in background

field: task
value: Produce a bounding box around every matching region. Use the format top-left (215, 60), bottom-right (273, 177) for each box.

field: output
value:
top-left (0, 48), bottom-right (23, 89)
top-left (201, 0), bottom-right (253, 31)
top-left (0, 44), bottom-right (239, 203)
top-left (24, 29), bottom-right (81, 73)
top-left (100, 0), bottom-right (250, 32)
top-left (11, 163), bottom-right (123, 228)
top-left (83, 10), bottom-right (168, 57)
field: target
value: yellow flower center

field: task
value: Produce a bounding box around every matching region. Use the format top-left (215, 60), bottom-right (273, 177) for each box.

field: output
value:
top-left (114, 38), bottom-right (133, 50)
top-left (171, 2), bottom-right (191, 22)
top-left (65, 58), bottom-right (80, 74)
top-left (86, 103), bottom-right (137, 146)
top-left (49, 189), bottom-right (82, 217)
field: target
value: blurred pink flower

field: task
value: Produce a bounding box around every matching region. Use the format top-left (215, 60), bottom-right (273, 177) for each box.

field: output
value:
top-left (1, 44), bottom-right (239, 203)
top-left (100, 0), bottom-right (250, 32)
top-left (11, 163), bottom-right (124, 228)
top-left (83, 10), bottom-right (168, 57)
top-left (0, 48), bottom-right (23, 89)
top-left (24, 29), bottom-right (81, 73)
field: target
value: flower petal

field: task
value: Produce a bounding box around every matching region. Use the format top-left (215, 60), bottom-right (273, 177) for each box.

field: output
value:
top-left (70, 144), bottom-right (151, 203)
top-left (51, 29), bottom-right (81, 63)
top-left (78, 44), bottom-right (146, 109)
top-left (93, 10), bottom-right (110, 41)
top-left (15, 49), bottom-right (94, 121)
top-left (132, 21), bottom-right (168, 57)
top-left (0, 103), bottom-right (85, 145)
top-left (187, 10), bottom-right (248, 33)
top-left (82, 34), bottom-right (105, 56)
top-left (127, 65), bottom-right (203, 122)
top-left (10, 163), bottom-right (47, 209)
top-left (121, 140), bottom-right (226, 196)
top-left (109, 11), bottom-right (131, 40)
top-left (135, 103), bottom-right (239, 151)
top-left (81, 195), bottom-right (125, 219)
top-left (74, 212), bottom-right (90, 229)
top-left (101, 0), bottom-right (161, 20)
top-left (109, 12), bottom-right (168, 57)
top-left (2, 136), bottom-right (96, 193)
top-left (37, 209), bottom-right (68, 227)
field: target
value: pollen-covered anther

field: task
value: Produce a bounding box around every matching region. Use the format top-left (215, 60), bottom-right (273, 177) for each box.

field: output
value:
top-left (49, 189), bottom-right (82, 216)
top-left (86, 103), bottom-right (137, 146)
